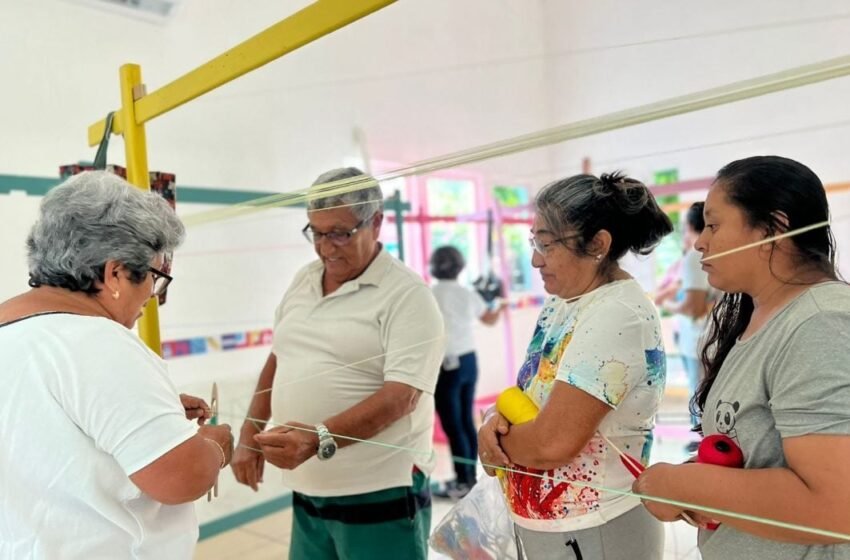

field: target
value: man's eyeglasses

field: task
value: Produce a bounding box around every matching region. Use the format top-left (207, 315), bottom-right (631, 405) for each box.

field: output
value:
top-left (149, 266), bottom-right (173, 297)
top-left (302, 218), bottom-right (370, 247)
top-left (528, 234), bottom-right (581, 255)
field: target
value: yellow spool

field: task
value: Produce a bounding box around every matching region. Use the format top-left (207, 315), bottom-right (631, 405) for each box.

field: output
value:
top-left (493, 387), bottom-right (539, 480)
top-left (496, 386), bottom-right (538, 425)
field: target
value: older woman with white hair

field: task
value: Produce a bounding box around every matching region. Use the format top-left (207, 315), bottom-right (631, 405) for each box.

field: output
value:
top-left (0, 171), bottom-right (233, 560)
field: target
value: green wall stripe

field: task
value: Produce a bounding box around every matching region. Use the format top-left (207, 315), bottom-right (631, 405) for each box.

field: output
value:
top-left (199, 493), bottom-right (293, 540)
top-left (0, 174), bottom-right (288, 206)
top-left (0, 175), bottom-right (56, 196)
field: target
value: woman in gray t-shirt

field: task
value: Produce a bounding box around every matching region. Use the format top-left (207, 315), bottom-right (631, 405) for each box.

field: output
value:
top-left (635, 155), bottom-right (850, 560)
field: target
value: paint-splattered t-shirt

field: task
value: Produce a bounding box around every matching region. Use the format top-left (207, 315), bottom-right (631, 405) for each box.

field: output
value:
top-left (505, 279), bottom-right (666, 532)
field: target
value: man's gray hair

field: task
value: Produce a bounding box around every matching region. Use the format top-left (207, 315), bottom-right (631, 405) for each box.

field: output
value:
top-left (307, 167), bottom-right (383, 222)
top-left (27, 171), bottom-right (186, 294)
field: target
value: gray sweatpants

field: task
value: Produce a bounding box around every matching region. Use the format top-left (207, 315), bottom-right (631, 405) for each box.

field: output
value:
top-left (515, 505), bottom-right (664, 560)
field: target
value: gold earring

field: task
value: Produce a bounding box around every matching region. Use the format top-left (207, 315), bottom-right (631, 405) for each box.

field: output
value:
top-left (112, 291), bottom-right (120, 300)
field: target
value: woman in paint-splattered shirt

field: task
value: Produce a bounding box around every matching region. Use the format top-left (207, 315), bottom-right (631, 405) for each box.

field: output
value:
top-left (478, 172), bottom-right (672, 560)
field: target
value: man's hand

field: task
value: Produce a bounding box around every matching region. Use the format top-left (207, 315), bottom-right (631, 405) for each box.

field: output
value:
top-left (179, 393), bottom-right (212, 425)
top-left (231, 424), bottom-right (266, 491)
top-left (477, 411), bottom-right (511, 477)
top-left (254, 422), bottom-right (318, 470)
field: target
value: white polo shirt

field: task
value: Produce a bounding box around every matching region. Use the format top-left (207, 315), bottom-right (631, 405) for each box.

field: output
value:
top-left (271, 248), bottom-right (445, 497)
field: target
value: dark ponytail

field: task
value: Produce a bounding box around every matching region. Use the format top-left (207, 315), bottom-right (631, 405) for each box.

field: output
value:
top-left (596, 172), bottom-right (674, 258)
top-left (535, 171), bottom-right (673, 269)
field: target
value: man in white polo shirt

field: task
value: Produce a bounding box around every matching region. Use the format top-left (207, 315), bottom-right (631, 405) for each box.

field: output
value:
top-left (232, 167), bottom-right (444, 560)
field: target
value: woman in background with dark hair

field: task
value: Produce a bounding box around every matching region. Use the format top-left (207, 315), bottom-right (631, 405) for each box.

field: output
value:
top-left (657, 201), bottom-right (714, 446)
top-left (478, 172), bottom-right (673, 559)
top-left (635, 156), bottom-right (850, 560)
top-left (430, 245), bottom-right (503, 499)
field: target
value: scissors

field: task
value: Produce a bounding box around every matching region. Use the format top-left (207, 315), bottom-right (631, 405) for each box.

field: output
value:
top-left (207, 382), bottom-right (219, 502)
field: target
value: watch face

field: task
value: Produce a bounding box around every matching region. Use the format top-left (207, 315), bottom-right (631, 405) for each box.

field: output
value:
top-left (318, 441), bottom-right (336, 461)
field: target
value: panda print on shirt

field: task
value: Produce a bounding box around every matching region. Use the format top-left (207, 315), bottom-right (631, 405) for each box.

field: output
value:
top-left (714, 399), bottom-right (740, 442)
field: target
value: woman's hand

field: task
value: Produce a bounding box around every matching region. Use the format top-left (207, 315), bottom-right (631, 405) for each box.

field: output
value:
top-left (633, 462), bottom-right (689, 521)
top-left (477, 411), bottom-right (511, 477)
top-left (198, 423), bottom-right (234, 467)
top-left (179, 393), bottom-right (212, 425)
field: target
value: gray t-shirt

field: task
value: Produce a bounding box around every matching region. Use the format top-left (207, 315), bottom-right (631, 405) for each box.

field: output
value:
top-left (700, 282), bottom-right (850, 559)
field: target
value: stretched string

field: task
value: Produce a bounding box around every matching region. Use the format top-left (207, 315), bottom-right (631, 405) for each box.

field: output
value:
top-left (211, 218), bottom-right (845, 542)
top-left (182, 54), bottom-right (850, 228)
top-left (223, 415), bottom-right (850, 542)
top-left (701, 220), bottom-right (831, 262)
top-left (227, 217), bottom-right (834, 414)
top-left (219, 220), bottom-right (837, 434)
top-left (600, 433), bottom-right (699, 526)
top-left (513, 118), bottom-right (850, 182)
top-left (236, 291), bottom-right (597, 403)
top-left (183, 175), bottom-right (383, 227)
top-left (231, 334), bottom-right (447, 405)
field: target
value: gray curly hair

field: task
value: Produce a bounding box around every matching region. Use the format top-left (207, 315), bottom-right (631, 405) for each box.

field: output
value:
top-left (307, 167), bottom-right (383, 222)
top-left (27, 171), bottom-right (186, 294)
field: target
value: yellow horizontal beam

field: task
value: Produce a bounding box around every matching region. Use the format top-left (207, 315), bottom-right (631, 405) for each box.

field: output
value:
top-left (89, 0), bottom-right (397, 146)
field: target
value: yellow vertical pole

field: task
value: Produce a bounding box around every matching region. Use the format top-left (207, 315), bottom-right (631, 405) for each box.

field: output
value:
top-left (119, 63), bottom-right (162, 355)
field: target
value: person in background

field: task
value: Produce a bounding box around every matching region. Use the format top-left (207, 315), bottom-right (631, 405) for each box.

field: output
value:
top-left (0, 171), bottom-right (233, 560)
top-left (478, 172), bottom-right (673, 559)
top-left (635, 155), bottom-right (850, 560)
top-left (429, 245), bottom-right (504, 499)
top-left (657, 201), bottom-right (714, 450)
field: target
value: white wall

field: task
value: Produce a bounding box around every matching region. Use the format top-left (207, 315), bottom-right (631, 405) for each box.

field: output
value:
top-left (539, 0), bottom-right (850, 184)
top-left (0, 0), bottom-right (553, 188)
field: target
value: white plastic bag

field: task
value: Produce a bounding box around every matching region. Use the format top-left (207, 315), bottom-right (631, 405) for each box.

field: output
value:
top-left (429, 477), bottom-right (518, 560)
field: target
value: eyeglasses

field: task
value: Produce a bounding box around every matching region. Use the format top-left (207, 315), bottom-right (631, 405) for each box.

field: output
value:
top-left (302, 217), bottom-right (371, 247)
top-left (149, 265), bottom-right (173, 297)
top-left (528, 234), bottom-right (580, 255)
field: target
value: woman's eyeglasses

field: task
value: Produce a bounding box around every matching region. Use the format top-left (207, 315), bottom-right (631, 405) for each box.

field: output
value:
top-left (149, 266), bottom-right (173, 297)
top-left (528, 234), bottom-right (581, 255)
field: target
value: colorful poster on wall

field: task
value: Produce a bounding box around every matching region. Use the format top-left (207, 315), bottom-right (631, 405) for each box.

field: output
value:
top-left (162, 328), bottom-right (273, 359)
top-left (653, 169), bottom-right (683, 288)
top-left (653, 168), bottom-right (679, 185)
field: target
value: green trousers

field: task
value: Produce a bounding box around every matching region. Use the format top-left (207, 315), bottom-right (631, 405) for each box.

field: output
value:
top-left (289, 470), bottom-right (431, 560)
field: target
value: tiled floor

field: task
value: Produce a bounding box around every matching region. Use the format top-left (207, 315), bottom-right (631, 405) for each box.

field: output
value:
top-left (195, 362), bottom-right (702, 559)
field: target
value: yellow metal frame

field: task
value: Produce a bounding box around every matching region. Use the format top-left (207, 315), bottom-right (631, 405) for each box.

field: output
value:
top-left (88, 0), bottom-right (397, 353)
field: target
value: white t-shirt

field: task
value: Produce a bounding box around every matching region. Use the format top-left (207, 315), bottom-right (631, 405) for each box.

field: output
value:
top-left (271, 249), bottom-right (445, 497)
top-left (505, 279), bottom-right (666, 532)
top-left (431, 280), bottom-right (488, 358)
top-left (0, 313), bottom-right (198, 560)
top-left (678, 249), bottom-right (712, 359)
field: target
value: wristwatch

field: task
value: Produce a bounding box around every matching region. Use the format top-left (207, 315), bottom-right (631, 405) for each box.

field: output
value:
top-left (316, 423), bottom-right (337, 461)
